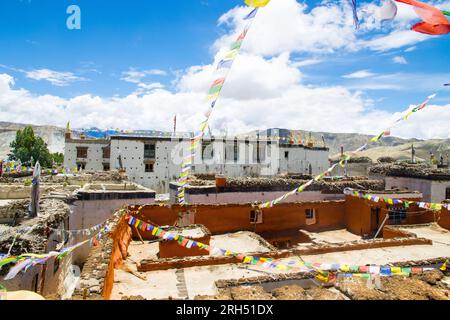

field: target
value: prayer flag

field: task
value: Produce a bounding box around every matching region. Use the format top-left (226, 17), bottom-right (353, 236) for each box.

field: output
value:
top-left (244, 0), bottom-right (271, 8)
top-left (244, 8), bottom-right (258, 20)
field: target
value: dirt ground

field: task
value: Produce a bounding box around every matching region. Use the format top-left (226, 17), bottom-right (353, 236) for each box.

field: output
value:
top-left (336, 272), bottom-right (449, 300)
top-left (194, 271), bottom-right (450, 300)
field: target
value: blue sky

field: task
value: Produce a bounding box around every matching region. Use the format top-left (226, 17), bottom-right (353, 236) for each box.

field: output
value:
top-left (0, 0), bottom-right (449, 138)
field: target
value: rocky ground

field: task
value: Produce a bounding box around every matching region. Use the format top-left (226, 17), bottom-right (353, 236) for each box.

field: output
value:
top-left (369, 163), bottom-right (450, 180)
top-left (188, 175), bottom-right (385, 194)
top-left (194, 270), bottom-right (450, 300)
top-left (0, 198), bottom-right (71, 261)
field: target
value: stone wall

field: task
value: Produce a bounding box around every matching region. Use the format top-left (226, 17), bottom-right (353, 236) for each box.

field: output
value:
top-left (72, 211), bottom-right (131, 300)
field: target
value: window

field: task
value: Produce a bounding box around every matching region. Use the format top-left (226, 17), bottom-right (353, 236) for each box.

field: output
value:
top-left (250, 210), bottom-right (263, 224)
top-left (233, 141), bottom-right (239, 162)
top-left (388, 207), bottom-right (407, 224)
top-left (285, 151), bottom-right (289, 159)
top-left (202, 141), bottom-right (213, 160)
top-left (257, 142), bottom-right (261, 163)
top-left (446, 187), bottom-right (450, 200)
top-left (76, 147), bottom-right (88, 158)
top-left (305, 208), bottom-right (316, 225)
top-left (144, 144), bottom-right (156, 159)
top-left (103, 163), bottom-right (110, 171)
top-left (102, 146), bottom-right (111, 159)
top-left (145, 163), bottom-right (154, 173)
top-left (305, 208), bottom-right (315, 219)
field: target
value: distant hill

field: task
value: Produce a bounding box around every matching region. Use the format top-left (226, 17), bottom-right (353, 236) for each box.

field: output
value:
top-left (0, 122), bottom-right (65, 159)
top-left (241, 129), bottom-right (449, 162)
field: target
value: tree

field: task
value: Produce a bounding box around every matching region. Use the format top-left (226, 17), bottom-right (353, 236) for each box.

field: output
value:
top-left (8, 126), bottom-right (52, 167)
top-left (51, 152), bottom-right (64, 165)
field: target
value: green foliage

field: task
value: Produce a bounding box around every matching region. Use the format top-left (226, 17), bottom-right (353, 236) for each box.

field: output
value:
top-left (8, 126), bottom-right (52, 167)
top-left (51, 152), bottom-right (64, 165)
top-left (23, 179), bottom-right (32, 186)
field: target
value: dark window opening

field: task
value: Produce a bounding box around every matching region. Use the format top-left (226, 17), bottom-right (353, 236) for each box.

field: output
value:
top-left (76, 163), bottom-right (86, 171)
top-left (250, 210), bottom-right (263, 224)
top-left (202, 142), bottom-right (213, 160)
top-left (145, 163), bottom-right (154, 173)
top-left (234, 141), bottom-right (239, 162)
top-left (257, 142), bottom-right (261, 163)
top-left (388, 207), bottom-right (407, 224)
top-left (76, 147), bottom-right (88, 158)
top-left (102, 146), bottom-right (111, 159)
top-left (103, 163), bottom-right (110, 171)
top-left (144, 144), bottom-right (156, 159)
top-left (284, 151), bottom-right (289, 159)
top-left (305, 208), bottom-right (315, 219)
top-left (446, 187), bottom-right (450, 200)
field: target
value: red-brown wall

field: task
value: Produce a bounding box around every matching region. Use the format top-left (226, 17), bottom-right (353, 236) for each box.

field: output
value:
top-left (438, 206), bottom-right (450, 230)
top-left (103, 215), bottom-right (132, 300)
top-left (131, 201), bottom-right (346, 238)
top-left (159, 236), bottom-right (210, 258)
top-left (345, 196), bottom-right (434, 237)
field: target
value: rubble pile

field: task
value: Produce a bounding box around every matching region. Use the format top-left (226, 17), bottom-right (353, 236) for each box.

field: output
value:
top-left (271, 285), bottom-right (308, 300)
top-left (0, 200), bottom-right (29, 221)
top-left (369, 163), bottom-right (450, 180)
top-left (88, 170), bottom-right (126, 183)
top-left (189, 176), bottom-right (385, 194)
top-left (0, 199), bottom-right (70, 259)
top-left (347, 157), bottom-right (373, 164)
top-left (335, 272), bottom-right (449, 300)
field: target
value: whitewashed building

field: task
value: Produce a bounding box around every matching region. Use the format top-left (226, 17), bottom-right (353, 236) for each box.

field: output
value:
top-left (64, 131), bottom-right (329, 193)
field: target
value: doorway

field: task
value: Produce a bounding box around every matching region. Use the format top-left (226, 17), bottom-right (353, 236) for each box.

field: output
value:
top-left (370, 207), bottom-right (380, 237)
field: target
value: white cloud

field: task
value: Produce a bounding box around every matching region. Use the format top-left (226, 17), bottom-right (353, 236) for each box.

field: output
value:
top-left (1, 60), bottom-right (448, 140)
top-left (362, 30), bottom-right (428, 52)
top-left (213, 0), bottom-right (359, 57)
top-left (392, 55), bottom-right (408, 64)
top-left (1, 0), bottom-right (449, 141)
top-left (25, 69), bottom-right (86, 86)
top-left (291, 58), bottom-right (322, 68)
top-left (177, 52), bottom-right (302, 100)
top-left (120, 67), bottom-right (167, 84)
top-left (212, 0), bottom-right (446, 56)
top-left (342, 70), bottom-right (377, 79)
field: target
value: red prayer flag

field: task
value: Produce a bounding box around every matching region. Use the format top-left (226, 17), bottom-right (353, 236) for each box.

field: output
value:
top-left (412, 21), bottom-right (450, 35)
top-left (395, 0), bottom-right (448, 25)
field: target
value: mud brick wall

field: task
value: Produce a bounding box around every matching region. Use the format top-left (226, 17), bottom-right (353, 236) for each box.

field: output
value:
top-left (438, 207), bottom-right (450, 230)
top-left (72, 212), bottom-right (131, 300)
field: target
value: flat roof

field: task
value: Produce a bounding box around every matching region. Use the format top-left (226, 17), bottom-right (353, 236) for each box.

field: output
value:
top-left (171, 177), bottom-right (385, 194)
top-left (369, 164), bottom-right (450, 181)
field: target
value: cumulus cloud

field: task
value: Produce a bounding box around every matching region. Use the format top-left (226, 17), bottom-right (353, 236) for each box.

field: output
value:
top-left (1, 63), bottom-right (448, 140)
top-left (213, 0), bottom-right (446, 56)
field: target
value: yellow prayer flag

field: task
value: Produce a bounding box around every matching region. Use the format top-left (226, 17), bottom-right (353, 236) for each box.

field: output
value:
top-left (340, 264), bottom-right (350, 272)
top-left (245, 0), bottom-right (271, 8)
top-left (391, 267), bottom-right (401, 274)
